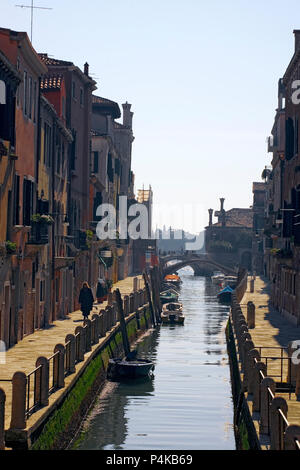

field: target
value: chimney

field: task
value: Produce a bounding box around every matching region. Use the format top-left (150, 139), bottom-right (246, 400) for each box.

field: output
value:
top-left (84, 62), bottom-right (89, 76)
top-left (122, 102), bottom-right (133, 128)
top-left (208, 209), bottom-right (213, 226)
top-left (220, 198), bottom-right (226, 227)
top-left (294, 30), bottom-right (300, 52)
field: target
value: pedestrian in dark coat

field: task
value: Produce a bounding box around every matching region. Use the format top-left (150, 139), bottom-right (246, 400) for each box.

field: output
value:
top-left (79, 282), bottom-right (94, 319)
top-left (96, 278), bottom-right (107, 303)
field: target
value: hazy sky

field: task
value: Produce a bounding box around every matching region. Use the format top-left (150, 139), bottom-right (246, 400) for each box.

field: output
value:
top-left (1, 0), bottom-right (299, 233)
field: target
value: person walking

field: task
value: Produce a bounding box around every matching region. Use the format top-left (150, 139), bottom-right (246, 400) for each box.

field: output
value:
top-left (96, 278), bottom-right (107, 304)
top-left (79, 281), bottom-right (94, 319)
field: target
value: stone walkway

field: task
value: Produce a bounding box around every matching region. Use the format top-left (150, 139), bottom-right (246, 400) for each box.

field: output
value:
top-left (0, 274), bottom-right (142, 431)
top-left (240, 276), bottom-right (300, 444)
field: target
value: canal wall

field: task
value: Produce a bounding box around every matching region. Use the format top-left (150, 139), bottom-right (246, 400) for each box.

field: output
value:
top-left (225, 269), bottom-right (261, 450)
top-left (5, 296), bottom-right (152, 450)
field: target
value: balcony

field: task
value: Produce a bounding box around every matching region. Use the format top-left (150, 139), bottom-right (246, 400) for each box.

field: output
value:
top-left (27, 224), bottom-right (49, 245)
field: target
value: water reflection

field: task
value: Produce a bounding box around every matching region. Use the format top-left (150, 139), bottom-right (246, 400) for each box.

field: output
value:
top-left (75, 268), bottom-right (235, 450)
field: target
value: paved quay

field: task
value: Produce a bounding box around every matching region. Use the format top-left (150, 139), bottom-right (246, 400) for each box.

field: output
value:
top-left (238, 276), bottom-right (300, 447)
top-left (0, 274), bottom-right (142, 432)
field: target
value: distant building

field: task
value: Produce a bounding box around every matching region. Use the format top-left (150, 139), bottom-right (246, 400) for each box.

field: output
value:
top-left (205, 198), bottom-right (253, 270)
top-left (137, 186), bottom-right (153, 238)
top-left (252, 182), bottom-right (266, 274)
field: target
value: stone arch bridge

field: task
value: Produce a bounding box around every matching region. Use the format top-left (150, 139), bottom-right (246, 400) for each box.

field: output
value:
top-left (161, 253), bottom-right (236, 277)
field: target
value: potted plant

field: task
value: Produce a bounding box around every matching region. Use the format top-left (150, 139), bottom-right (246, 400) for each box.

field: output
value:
top-left (5, 240), bottom-right (17, 255)
top-left (31, 214), bottom-right (54, 225)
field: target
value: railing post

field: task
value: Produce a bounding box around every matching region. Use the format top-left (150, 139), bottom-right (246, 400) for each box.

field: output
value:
top-left (92, 314), bottom-right (100, 344)
top-left (65, 334), bottom-right (76, 373)
top-left (240, 335), bottom-right (253, 370)
top-left (123, 296), bottom-right (129, 317)
top-left (107, 292), bottom-right (113, 306)
top-left (54, 344), bottom-right (65, 388)
top-left (247, 349), bottom-right (261, 394)
top-left (10, 371), bottom-right (27, 429)
top-left (287, 341), bottom-right (298, 386)
top-left (0, 389), bottom-right (5, 450)
top-left (75, 326), bottom-right (85, 361)
top-left (247, 301), bottom-right (255, 329)
top-left (129, 293), bottom-right (134, 313)
top-left (112, 301), bottom-right (118, 326)
top-left (259, 377), bottom-right (276, 434)
top-left (284, 425), bottom-right (300, 450)
top-left (133, 276), bottom-right (138, 292)
top-left (35, 356), bottom-right (49, 406)
top-left (84, 319), bottom-right (92, 352)
top-left (270, 397), bottom-right (288, 450)
top-left (252, 361), bottom-right (267, 412)
top-left (99, 310), bottom-right (106, 337)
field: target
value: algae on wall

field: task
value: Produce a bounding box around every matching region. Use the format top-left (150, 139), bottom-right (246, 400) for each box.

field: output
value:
top-left (30, 310), bottom-right (151, 450)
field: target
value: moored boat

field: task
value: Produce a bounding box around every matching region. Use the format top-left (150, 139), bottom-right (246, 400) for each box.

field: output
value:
top-left (107, 357), bottom-right (155, 380)
top-left (161, 302), bottom-right (185, 324)
top-left (223, 276), bottom-right (237, 288)
top-left (211, 272), bottom-right (225, 285)
top-left (164, 274), bottom-right (182, 287)
top-left (160, 288), bottom-right (179, 304)
top-left (217, 285), bottom-right (233, 303)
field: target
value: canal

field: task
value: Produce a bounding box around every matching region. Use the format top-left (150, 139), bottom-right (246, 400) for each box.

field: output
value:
top-left (73, 267), bottom-right (236, 450)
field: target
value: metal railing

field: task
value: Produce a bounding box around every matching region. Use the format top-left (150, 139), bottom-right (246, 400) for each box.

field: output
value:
top-left (25, 365), bottom-right (42, 418)
top-left (48, 351), bottom-right (60, 394)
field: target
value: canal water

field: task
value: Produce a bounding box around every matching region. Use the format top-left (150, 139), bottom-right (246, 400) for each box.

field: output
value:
top-left (74, 267), bottom-right (236, 450)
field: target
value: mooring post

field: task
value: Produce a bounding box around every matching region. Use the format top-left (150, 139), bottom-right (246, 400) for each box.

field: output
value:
top-left (143, 271), bottom-right (156, 327)
top-left (115, 289), bottom-right (131, 357)
top-left (247, 301), bottom-right (255, 329)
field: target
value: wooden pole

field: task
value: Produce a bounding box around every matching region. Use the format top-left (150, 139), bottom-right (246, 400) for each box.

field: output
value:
top-left (115, 289), bottom-right (130, 357)
top-left (149, 267), bottom-right (161, 324)
top-left (143, 271), bottom-right (156, 327)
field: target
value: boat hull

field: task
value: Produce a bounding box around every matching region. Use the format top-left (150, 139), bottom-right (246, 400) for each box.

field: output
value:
top-left (107, 358), bottom-right (154, 380)
top-left (161, 313), bottom-right (185, 324)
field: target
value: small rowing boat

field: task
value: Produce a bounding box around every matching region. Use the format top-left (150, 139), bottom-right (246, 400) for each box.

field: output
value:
top-left (161, 302), bottom-right (185, 324)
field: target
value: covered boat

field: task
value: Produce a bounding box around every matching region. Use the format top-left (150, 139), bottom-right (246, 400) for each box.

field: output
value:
top-left (160, 288), bottom-right (179, 304)
top-left (164, 274), bottom-right (182, 287)
top-left (217, 285), bottom-right (233, 303)
top-left (161, 302), bottom-right (185, 324)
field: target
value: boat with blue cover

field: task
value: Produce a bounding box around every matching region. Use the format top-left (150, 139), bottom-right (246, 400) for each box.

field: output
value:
top-left (217, 285), bottom-right (233, 303)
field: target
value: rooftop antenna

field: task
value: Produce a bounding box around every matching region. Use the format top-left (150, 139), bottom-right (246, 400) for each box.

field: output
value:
top-left (15, 0), bottom-right (53, 43)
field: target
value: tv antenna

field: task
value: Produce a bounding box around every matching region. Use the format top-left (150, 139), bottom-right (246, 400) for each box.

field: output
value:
top-left (15, 1), bottom-right (53, 43)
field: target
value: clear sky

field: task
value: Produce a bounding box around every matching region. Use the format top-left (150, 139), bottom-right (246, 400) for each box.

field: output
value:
top-left (1, 0), bottom-right (299, 233)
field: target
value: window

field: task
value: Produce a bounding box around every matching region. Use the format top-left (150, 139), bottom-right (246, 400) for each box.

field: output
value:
top-left (44, 122), bottom-right (52, 167)
top-left (23, 71), bottom-right (28, 116)
top-left (28, 76), bottom-right (32, 119)
top-left (80, 88), bottom-right (83, 106)
top-left (107, 153), bottom-right (113, 182)
top-left (23, 178), bottom-right (34, 226)
top-left (71, 130), bottom-right (76, 170)
top-left (33, 81), bottom-right (37, 123)
top-left (40, 280), bottom-right (45, 302)
top-left (93, 151), bottom-right (99, 173)
top-left (62, 96), bottom-right (65, 119)
top-left (13, 174), bottom-right (20, 226)
top-left (0, 80), bottom-right (5, 104)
